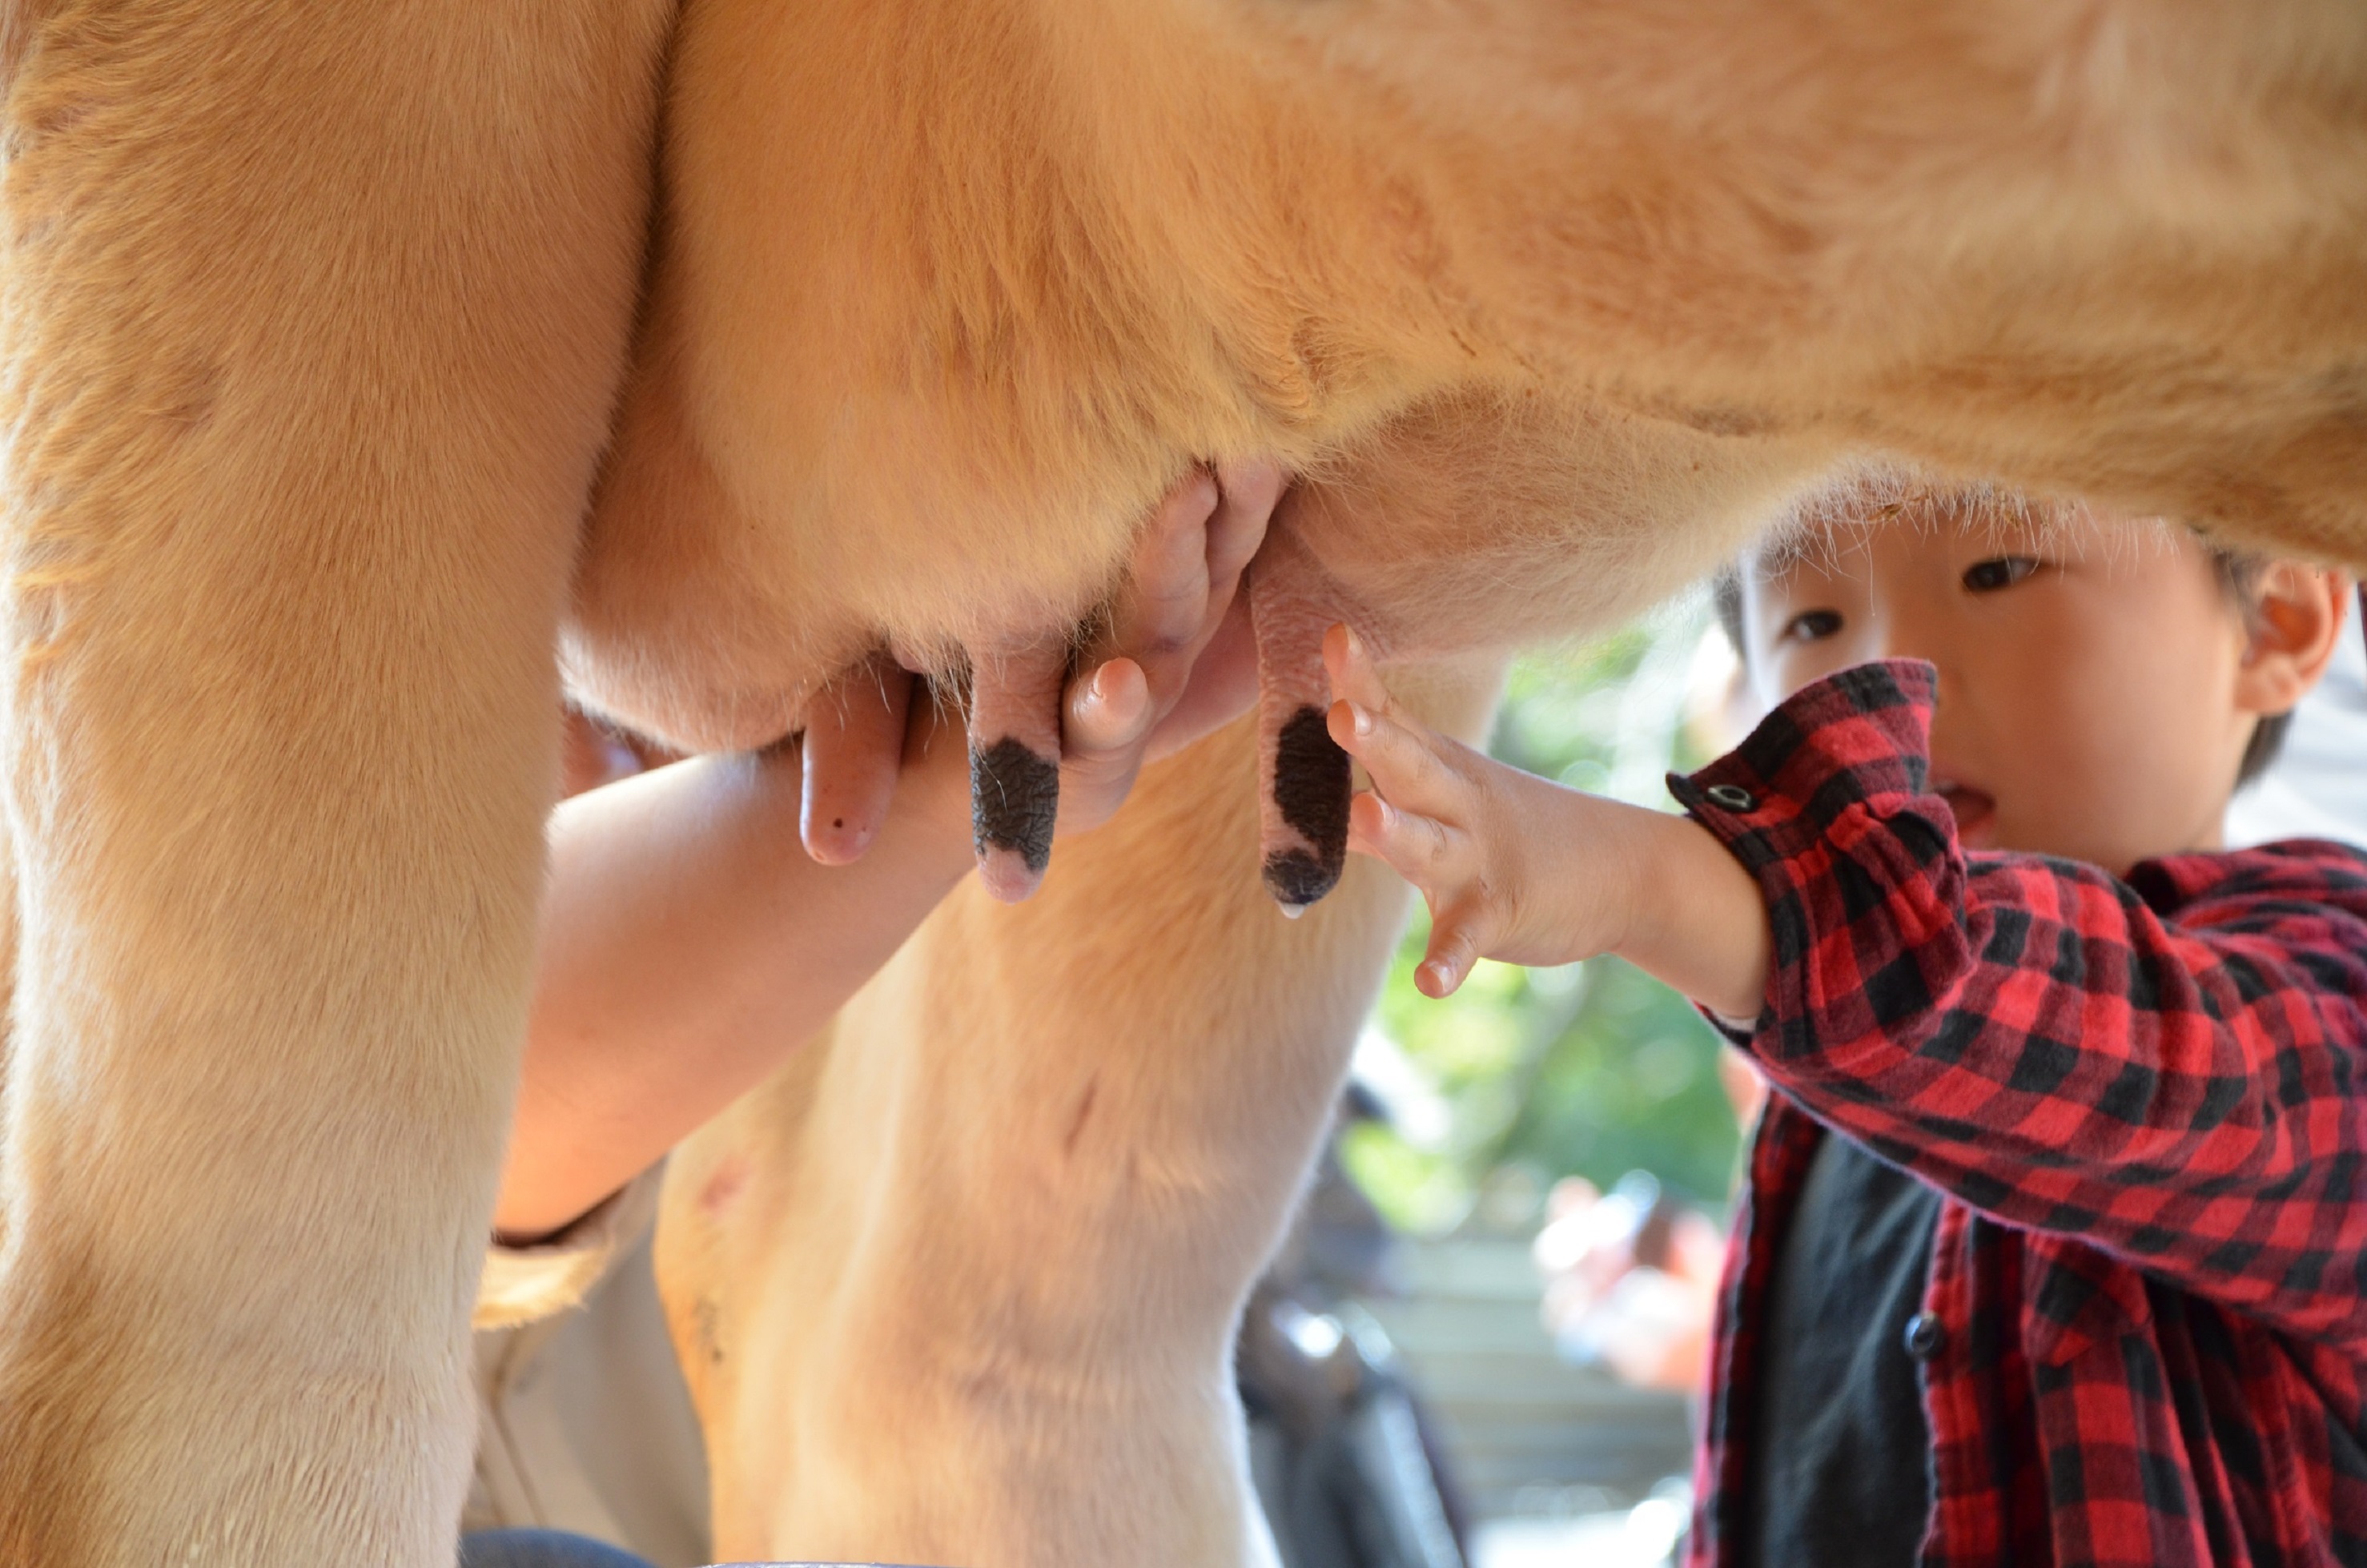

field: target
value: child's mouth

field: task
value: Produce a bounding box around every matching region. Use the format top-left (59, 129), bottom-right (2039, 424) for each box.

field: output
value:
top-left (1933, 778), bottom-right (1997, 846)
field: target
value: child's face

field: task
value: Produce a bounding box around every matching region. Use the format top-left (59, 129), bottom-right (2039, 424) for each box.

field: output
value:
top-left (1739, 509), bottom-right (2264, 874)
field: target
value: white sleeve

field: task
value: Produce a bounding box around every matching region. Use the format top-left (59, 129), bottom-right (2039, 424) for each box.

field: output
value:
top-left (472, 1165), bottom-right (663, 1332)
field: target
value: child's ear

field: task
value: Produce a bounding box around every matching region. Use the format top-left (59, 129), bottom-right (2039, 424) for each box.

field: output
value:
top-left (2233, 563), bottom-right (2353, 719)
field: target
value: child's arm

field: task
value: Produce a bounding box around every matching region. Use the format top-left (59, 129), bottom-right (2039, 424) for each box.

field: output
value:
top-left (1323, 623), bottom-right (1771, 1019)
top-left (1353, 637), bottom-right (2367, 1349)
top-left (1336, 631), bottom-right (2367, 1345)
top-left (495, 468), bottom-right (1275, 1240)
top-left (1683, 669), bottom-right (2367, 1349)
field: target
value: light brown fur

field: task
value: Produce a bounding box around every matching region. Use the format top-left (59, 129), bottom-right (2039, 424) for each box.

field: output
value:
top-left (0, 3), bottom-right (672, 1561)
top-left (639, 430), bottom-right (1786, 1561)
top-left (1, 0), bottom-right (2364, 1562)
top-left (657, 679), bottom-right (1496, 1564)
top-left (572, 0), bottom-right (2367, 754)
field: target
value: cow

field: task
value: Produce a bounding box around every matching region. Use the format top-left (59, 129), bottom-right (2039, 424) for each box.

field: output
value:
top-left (0, 0), bottom-right (2361, 1562)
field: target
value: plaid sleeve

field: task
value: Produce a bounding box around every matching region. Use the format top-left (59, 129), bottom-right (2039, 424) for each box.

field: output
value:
top-left (1669, 659), bottom-right (2367, 1349)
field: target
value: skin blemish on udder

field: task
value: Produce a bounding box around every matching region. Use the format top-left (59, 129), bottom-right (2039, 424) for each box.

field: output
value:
top-left (692, 1298), bottom-right (725, 1368)
top-left (1264, 705), bottom-right (1351, 907)
top-left (1061, 1075), bottom-right (1099, 1158)
top-left (971, 737), bottom-right (1060, 874)
top-left (697, 1158), bottom-right (749, 1217)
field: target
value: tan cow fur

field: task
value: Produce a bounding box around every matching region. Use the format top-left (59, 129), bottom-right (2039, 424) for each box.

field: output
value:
top-left (0, 5), bottom-right (674, 1562)
top-left (657, 669), bottom-right (1495, 1565)
top-left (1, 0), bottom-right (2365, 1562)
top-left (571, 0), bottom-right (2367, 752)
top-left (607, 7), bottom-right (2367, 1550)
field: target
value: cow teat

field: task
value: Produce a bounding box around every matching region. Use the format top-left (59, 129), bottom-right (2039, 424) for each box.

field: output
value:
top-left (1250, 528), bottom-right (1359, 912)
top-left (966, 638), bottom-right (1071, 902)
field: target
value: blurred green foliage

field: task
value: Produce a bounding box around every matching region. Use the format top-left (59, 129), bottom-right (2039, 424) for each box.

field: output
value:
top-left (1342, 599), bottom-right (1747, 1235)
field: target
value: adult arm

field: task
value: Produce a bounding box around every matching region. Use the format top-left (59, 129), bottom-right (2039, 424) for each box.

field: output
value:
top-left (495, 464), bottom-right (1276, 1239)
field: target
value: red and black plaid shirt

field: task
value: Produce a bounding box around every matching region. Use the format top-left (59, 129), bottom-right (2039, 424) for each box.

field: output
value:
top-left (1666, 660), bottom-right (2367, 1566)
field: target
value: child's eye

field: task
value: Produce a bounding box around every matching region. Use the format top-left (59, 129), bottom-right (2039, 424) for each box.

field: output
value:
top-left (1961, 556), bottom-right (2039, 593)
top-left (1779, 609), bottom-right (1843, 643)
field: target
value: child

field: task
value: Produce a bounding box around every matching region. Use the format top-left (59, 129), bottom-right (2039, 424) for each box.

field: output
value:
top-left (1327, 473), bottom-right (2367, 1566)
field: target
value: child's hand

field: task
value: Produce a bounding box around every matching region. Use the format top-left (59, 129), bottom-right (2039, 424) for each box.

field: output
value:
top-left (1324, 622), bottom-right (1635, 997)
top-left (1324, 622), bottom-right (1773, 1016)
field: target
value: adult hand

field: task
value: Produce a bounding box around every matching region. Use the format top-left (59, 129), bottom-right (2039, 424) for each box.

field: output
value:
top-left (1056, 460), bottom-right (1280, 835)
top-left (796, 461), bottom-right (1283, 862)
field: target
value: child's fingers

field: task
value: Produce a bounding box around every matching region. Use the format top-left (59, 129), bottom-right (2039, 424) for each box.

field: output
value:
top-left (1348, 790), bottom-right (1463, 887)
top-left (1321, 622), bottom-right (1393, 717)
top-left (1323, 618), bottom-right (1472, 816)
top-left (1328, 694), bottom-right (1469, 821)
top-left (1418, 908), bottom-right (1490, 998)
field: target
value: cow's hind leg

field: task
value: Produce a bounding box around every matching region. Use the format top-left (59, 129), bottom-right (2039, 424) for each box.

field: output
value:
top-left (660, 661), bottom-right (1501, 1566)
top-left (0, 4), bottom-right (669, 1562)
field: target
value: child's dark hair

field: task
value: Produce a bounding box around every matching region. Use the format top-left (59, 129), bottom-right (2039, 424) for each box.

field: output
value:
top-left (1711, 546), bottom-right (2294, 789)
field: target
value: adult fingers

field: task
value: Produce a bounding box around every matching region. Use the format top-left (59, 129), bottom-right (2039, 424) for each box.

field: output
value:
top-left (1102, 462), bottom-right (1282, 727)
top-left (1205, 460), bottom-right (1282, 608)
top-left (1141, 590), bottom-right (1259, 764)
top-left (800, 657), bottom-right (914, 864)
top-left (1055, 656), bottom-right (1157, 834)
top-left (1103, 469), bottom-right (1220, 710)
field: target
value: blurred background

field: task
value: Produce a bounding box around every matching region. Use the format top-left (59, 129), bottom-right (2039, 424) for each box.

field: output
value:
top-left (1244, 589), bottom-right (1752, 1568)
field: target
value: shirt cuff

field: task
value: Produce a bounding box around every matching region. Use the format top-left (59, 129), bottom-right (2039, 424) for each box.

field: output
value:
top-left (472, 1165), bottom-right (662, 1332)
top-left (1666, 659), bottom-right (1952, 1049)
top-left (1667, 661), bottom-right (1939, 864)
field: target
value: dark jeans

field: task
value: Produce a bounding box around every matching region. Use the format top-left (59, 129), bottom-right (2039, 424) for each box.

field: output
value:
top-left (457, 1530), bottom-right (658, 1568)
